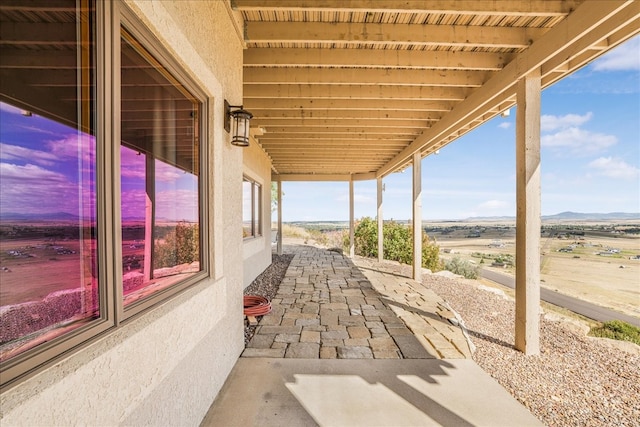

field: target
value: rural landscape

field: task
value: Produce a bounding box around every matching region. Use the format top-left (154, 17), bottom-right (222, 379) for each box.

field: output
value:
top-left (0, 216), bottom-right (199, 359)
top-left (1, 211), bottom-right (638, 351)
top-left (279, 212), bottom-right (640, 322)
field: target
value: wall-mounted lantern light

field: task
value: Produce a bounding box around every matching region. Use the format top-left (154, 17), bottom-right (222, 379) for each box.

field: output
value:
top-left (225, 99), bottom-right (253, 147)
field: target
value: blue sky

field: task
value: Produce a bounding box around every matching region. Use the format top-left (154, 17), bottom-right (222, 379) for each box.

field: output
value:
top-left (279, 36), bottom-right (640, 222)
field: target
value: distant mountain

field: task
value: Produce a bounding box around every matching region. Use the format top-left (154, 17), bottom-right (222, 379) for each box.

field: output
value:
top-left (543, 211), bottom-right (639, 221)
top-left (463, 212), bottom-right (639, 222)
top-left (0, 212), bottom-right (80, 221)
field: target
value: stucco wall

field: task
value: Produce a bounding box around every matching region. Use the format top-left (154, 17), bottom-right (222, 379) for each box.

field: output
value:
top-left (0, 1), bottom-right (246, 425)
top-left (242, 137), bottom-right (274, 288)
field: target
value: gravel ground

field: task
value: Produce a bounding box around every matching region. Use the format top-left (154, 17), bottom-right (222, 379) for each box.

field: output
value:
top-left (423, 273), bottom-right (640, 427)
top-left (243, 252), bottom-right (639, 426)
top-left (243, 253), bottom-right (293, 345)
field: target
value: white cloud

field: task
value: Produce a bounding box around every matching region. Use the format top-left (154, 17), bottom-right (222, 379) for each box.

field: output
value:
top-left (541, 127), bottom-right (617, 155)
top-left (591, 36), bottom-right (640, 72)
top-left (0, 162), bottom-right (67, 182)
top-left (0, 163), bottom-right (78, 215)
top-left (156, 189), bottom-right (199, 221)
top-left (498, 122), bottom-right (511, 129)
top-left (156, 161), bottom-right (184, 182)
top-left (587, 157), bottom-right (640, 180)
top-left (541, 112), bottom-right (593, 132)
top-left (0, 142), bottom-right (58, 166)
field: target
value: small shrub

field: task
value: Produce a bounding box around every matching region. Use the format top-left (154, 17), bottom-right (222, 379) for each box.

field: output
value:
top-left (589, 320), bottom-right (640, 345)
top-left (444, 256), bottom-right (478, 279)
top-left (154, 222), bottom-right (199, 269)
top-left (347, 217), bottom-right (441, 271)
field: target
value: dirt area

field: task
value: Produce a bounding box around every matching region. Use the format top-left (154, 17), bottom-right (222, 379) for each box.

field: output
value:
top-left (0, 238), bottom-right (92, 306)
top-left (539, 235), bottom-right (640, 318)
top-left (435, 227), bottom-right (640, 319)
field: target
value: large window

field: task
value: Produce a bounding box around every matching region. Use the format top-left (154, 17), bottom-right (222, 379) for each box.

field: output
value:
top-left (0, 1), bottom-right (207, 387)
top-left (242, 177), bottom-right (262, 238)
top-left (0, 0), bottom-right (99, 365)
top-left (120, 29), bottom-right (201, 307)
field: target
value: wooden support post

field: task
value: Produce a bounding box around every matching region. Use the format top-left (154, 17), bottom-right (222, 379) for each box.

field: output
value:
top-left (277, 179), bottom-right (283, 255)
top-left (412, 152), bottom-right (422, 281)
top-left (377, 177), bottom-right (383, 263)
top-left (349, 177), bottom-right (355, 258)
top-left (515, 69), bottom-right (541, 355)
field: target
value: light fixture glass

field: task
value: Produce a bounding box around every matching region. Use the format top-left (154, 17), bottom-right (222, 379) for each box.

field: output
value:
top-left (225, 100), bottom-right (253, 147)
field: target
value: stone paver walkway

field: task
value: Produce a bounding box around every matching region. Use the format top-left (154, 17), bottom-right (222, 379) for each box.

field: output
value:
top-left (242, 245), bottom-right (472, 359)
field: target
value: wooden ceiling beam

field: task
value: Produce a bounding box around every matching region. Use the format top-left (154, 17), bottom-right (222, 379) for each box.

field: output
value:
top-left (234, 1), bottom-right (578, 16)
top-left (257, 134), bottom-right (415, 146)
top-left (267, 149), bottom-right (401, 155)
top-left (244, 68), bottom-right (486, 87)
top-left (252, 118), bottom-right (433, 127)
top-left (244, 48), bottom-right (509, 71)
top-left (244, 98), bottom-right (452, 111)
top-left (256, 126), bottom-right (422, 134)
top-left (274, 159), bottom-right (387, 165)
top-left (272, 173), bottom-right (369, 182)
top-left (250, 109), bottom-right (442, 120)
top-left (245, 22), bottom-right (547, 49)
top-left (244, 84), bottom-right (467, 100)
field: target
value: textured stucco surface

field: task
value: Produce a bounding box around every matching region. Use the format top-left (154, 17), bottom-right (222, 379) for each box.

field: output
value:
top-left (1, 1), bottom-right (248, 425)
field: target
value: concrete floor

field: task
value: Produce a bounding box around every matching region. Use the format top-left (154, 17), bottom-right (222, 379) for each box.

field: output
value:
top-left (202, 245), bottom-right (543, 426)
top-left (201, 358), bottom-right (543, 427)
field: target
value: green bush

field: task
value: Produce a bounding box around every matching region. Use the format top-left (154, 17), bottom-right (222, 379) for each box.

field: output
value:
top-left (589, 320), bottom-right (640, 345)
top-left (347, 217), bottom-right (441, 271)
top-left (154, 222), bottom-right (199, 269)
top-left (444, 256), bottom-right (479, 279)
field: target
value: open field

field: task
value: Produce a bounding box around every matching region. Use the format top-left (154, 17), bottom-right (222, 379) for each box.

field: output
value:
top-left (432, 222), bottom-right (640, 320)
top-left (281, 219), bottom-right (640, 321)
top-left (0, 221), bottom-right (193, 308)
top-left (0, 237), bottom-right (92, 307)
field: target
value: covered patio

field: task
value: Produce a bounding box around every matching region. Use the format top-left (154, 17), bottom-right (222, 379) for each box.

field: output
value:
top-left (0, 1), bottom-right (637, 425)
top-left (235, 0), bottom-right (640, 355)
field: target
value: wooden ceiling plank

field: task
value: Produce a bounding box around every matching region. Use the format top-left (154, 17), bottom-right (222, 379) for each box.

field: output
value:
top-left (251, 109), bottom-right (442, 120)
top-left (244, 68), bottom-right (485, 87)
top-left (261, 140), bottom-right (409, 145)
top-left (257, 126), bottom-right (422, 134)
top-left (251, 119), bottom-right (432, 128)
top-left (259, 135), bottom-right (414, 141)
top-left (244, 48), bottom-right (508, 71)
top-left (244, 84), bottom-right (468, 100)
top-left (244, 98), bottom-right (453, 111)
top-left (245, 22), bottom-right (546, 49)
top-left (234, 1), bottom-right (577, 16)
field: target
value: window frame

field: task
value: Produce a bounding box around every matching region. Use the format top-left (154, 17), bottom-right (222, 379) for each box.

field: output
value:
top-left (0, 0), bottom-right (210, 390)
top-left (242, 176), bottom-right (262, 239)
top-left (117, 4), bottom-right (210, 321)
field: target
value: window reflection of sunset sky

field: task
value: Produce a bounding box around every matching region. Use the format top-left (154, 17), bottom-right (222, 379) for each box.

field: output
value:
top-left (0, 102), bottom-right (198, 222)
